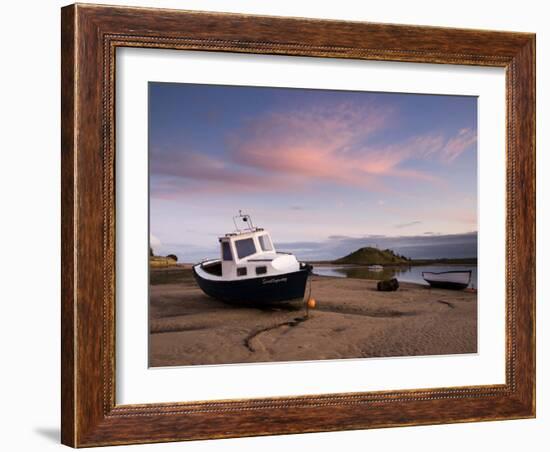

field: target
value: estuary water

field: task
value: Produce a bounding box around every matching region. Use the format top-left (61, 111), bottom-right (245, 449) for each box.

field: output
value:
top-left (313, 264), bottom-right (478, 289)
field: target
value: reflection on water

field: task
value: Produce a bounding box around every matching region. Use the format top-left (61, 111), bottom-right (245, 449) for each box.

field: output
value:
top-left (313, 264), bottom-right (477, 289)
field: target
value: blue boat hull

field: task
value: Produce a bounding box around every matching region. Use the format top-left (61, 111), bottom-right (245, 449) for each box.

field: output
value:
top-left (192, 266), bottom-right (311, 306)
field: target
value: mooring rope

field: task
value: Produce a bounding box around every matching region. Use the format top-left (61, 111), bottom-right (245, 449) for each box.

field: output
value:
top-left (305, 273), bottom-right (313, 317)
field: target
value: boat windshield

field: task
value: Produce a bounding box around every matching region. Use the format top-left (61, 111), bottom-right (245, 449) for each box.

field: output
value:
top-left (258, 234), bottom-right (273, 251)
top-left (235, 238), bottom-right (256, 259)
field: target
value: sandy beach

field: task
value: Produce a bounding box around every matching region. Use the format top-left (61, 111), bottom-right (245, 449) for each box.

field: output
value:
top-left (149, 266), bottom-right (477, 367)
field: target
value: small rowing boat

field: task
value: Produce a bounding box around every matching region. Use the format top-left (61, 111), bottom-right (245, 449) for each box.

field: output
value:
top-left (422, 270), bottom-right (472, 290)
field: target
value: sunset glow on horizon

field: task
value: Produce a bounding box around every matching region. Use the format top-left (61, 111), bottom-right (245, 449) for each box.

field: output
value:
top-left (149, 82), bottom-right (477, 262)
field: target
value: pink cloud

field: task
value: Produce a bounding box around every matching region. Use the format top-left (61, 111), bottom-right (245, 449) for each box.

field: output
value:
top-left (229, 106), bottom-right (475, 187)
top-left (151, 103), bottom-right (476, 198)
top-left (441, 128), bottom-right (477, 162)
top-left (227, 104), bottom-right (400, 189)
top-left (150, 151), bottom-right (284, 199)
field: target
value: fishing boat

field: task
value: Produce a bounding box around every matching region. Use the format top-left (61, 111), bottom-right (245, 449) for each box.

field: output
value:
top-left (422, 270), bottom-right (472, 290)
top-left (368, 264), bottom-right (384, 271)
top-left (192, 212), bottom-right (313, 305)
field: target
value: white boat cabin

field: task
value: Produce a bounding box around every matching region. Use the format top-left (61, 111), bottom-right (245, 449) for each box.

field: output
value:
top-left (195, 212), bottom-right (302, 281)
top-left (217, 228), bottom-right (300, 280)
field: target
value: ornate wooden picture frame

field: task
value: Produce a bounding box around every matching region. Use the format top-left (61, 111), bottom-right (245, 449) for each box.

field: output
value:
top-left (61, 3), bottom-right (535, 447)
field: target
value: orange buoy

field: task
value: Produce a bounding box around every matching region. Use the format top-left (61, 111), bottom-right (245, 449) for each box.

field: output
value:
top-left (307, 297), bottom-right (316, 309)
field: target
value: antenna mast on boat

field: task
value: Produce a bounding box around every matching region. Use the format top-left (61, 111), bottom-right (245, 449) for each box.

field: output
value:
top-left (233, 210), bottom-right (255, 232)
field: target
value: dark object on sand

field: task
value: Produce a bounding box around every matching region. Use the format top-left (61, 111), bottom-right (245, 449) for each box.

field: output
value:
top-left (422, 270), bottom-right (471, 290)
top-left (377, 278), bottom-right (399, 291)
top-left (166, 254), bottom-right (178, 262)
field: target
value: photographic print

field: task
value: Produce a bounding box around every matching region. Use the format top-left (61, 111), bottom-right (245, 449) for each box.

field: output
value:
top-left (148, 82), bottom-right (478, 367)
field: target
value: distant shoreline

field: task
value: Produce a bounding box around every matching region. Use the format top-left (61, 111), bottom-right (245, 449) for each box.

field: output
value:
top-left (158, 259), bottom-right (478, 269)
top-left (306, 258), bottom-right (477, 267)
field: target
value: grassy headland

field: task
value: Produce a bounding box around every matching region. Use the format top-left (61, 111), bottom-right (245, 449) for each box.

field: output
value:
top-left (149, 247), bottom-right (179, 268)
top-left (334, 247), bottom-right (410, 265)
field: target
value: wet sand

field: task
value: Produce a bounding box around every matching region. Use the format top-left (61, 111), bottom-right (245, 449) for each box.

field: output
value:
top-left (149, 267), bottom-right (477, 367)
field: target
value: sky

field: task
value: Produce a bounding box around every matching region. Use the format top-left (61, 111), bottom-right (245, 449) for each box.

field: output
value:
top-left (149, 82), bottom-right (478, 262)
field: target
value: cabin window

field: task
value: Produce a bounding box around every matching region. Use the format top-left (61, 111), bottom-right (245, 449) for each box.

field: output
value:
top-left (221, 242), bottom-right (233, 261)
top-left (258, 234), bottom-right (273, 251)
top-left (235, 238), bottom-right (256, 259)
top-left (237, 267), bottom-right (247, 277)
top-left (256, 266), bottom-right (267, 275)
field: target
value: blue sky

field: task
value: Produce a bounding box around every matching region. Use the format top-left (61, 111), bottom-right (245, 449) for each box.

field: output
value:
top-left (149, 82), bottom-right (477, 262)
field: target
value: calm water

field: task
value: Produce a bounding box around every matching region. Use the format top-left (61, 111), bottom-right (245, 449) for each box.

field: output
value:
top-left (313, 264), bottom-right (477, 289)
